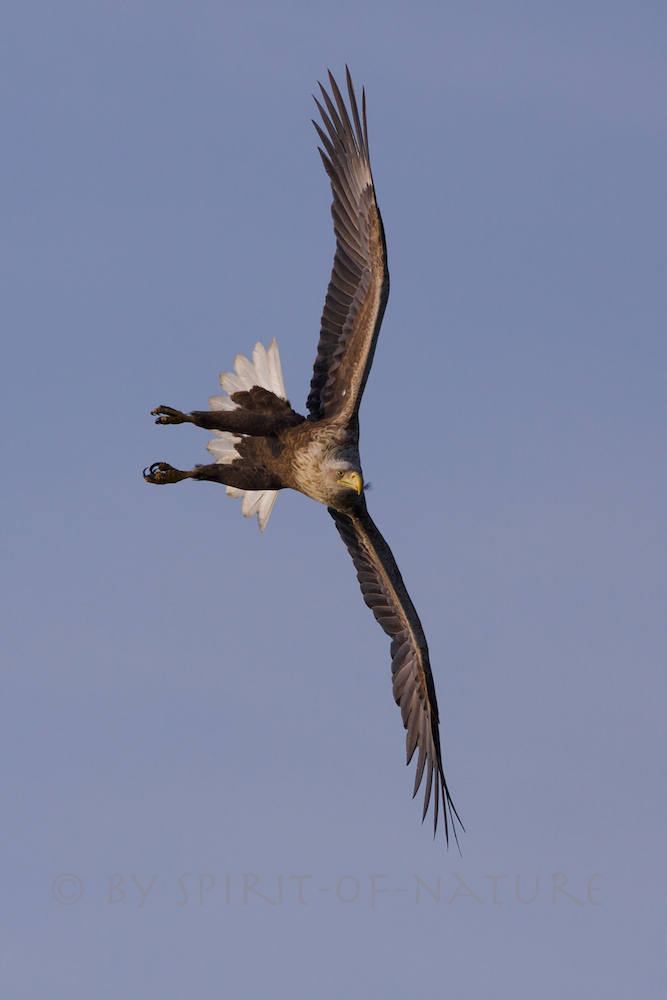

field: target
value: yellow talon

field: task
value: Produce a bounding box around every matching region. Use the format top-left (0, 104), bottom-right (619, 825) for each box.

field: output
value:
top-left (143, 462), bottom-right (190, 484)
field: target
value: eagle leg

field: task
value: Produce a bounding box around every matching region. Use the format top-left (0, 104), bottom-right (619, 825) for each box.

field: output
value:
top-left (190, 408), bottom-right (303, 435)
top-left (189, 462), bottom-right (281, 490)
top-left (143, 460), bottom-right (280, 491)
top-left (151, 401), bottom-right (305, 435)
top-left (152, 406), bottom-right (192, 425)
top-left (143, 462), bottom-right (193, 484)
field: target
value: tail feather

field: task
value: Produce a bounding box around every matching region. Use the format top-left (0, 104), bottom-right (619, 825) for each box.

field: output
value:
top-left (219, 370), bottom-right (249, 396)
top-left (206, 339), bottom-right (286, 532)
top-left (260, 339), bottom-right (287, 398)
top-left (231, 353), bottom-right (258, 390)
top-left (206, 433), bottom-right (242, 464)
top-left (209, 394), bottom-right (237, 412)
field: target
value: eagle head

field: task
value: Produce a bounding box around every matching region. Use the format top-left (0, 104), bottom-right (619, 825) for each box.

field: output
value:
top-left (325, 462), bottom-right (364, 512)
top-left (335, 469), bottom-right (363, 494)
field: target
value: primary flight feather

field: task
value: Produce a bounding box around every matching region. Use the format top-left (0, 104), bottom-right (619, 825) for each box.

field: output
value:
top-left (144, 69), bottom-right (462, 843)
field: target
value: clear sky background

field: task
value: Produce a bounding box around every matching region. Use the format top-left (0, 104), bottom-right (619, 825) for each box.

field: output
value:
top-left (2, 2), bottom-right (665, 997)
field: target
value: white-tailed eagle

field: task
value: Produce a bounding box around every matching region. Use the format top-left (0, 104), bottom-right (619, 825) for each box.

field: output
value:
top-left (145, 70), bottom-right (462, 843)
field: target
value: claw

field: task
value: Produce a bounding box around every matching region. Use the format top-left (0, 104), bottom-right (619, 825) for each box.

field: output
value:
top-left (152, 406), bottom-right (188, 425)
top-left (143, 462), bottom-right (191, 484)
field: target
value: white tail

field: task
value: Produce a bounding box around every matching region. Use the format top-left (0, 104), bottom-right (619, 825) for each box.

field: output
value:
top-left (205, 339), bottom-right (286, 532)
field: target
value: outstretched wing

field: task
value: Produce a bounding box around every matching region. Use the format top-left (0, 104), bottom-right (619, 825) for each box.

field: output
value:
top-left (307, 69), bottom-right (389, 424)
top-left (329, 502), bottom-right (462, 843)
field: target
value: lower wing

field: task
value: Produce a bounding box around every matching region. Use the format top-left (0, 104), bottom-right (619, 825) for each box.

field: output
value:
top-left (329, 502), bottom-right (462, 843)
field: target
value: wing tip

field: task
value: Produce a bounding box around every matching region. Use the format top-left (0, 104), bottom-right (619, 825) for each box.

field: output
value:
top-left (411, 740), bottom-right (465, 850)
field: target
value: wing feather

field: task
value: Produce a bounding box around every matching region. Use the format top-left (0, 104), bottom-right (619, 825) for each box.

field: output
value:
top-left (307, 69), bottom-right (390, 423)
top-left (329, 502), bottom-right (462, 843)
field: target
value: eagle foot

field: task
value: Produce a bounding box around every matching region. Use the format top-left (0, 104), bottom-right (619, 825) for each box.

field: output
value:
top-left (152, 406), bottom-right (188, 425)
top-left (143, 462), bottom-right (191, 485)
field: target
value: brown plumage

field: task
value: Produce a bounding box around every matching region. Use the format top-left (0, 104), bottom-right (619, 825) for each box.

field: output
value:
top-left (144, 69), bottom-right (462, 843)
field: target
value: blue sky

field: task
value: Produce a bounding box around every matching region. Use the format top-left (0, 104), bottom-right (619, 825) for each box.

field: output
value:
top-left (1, 2), bottom-right (665, 997)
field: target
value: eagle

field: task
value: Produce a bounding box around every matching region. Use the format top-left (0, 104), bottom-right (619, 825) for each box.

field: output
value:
top-left (144, 69), bottom-right (462, 843)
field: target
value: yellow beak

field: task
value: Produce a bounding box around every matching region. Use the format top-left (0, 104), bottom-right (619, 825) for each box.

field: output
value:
top-left (339, 471), bottom-right (363, 494)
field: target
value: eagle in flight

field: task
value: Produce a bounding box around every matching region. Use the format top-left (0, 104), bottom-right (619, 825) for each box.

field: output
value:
top-left (145, 69), bottom-right (462, 842)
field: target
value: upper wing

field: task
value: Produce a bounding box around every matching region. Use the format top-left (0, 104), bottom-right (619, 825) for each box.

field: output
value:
top-left (329, 502), bottom-right (462, 843)
top-left (307, 69), bottom-right (390, 424)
